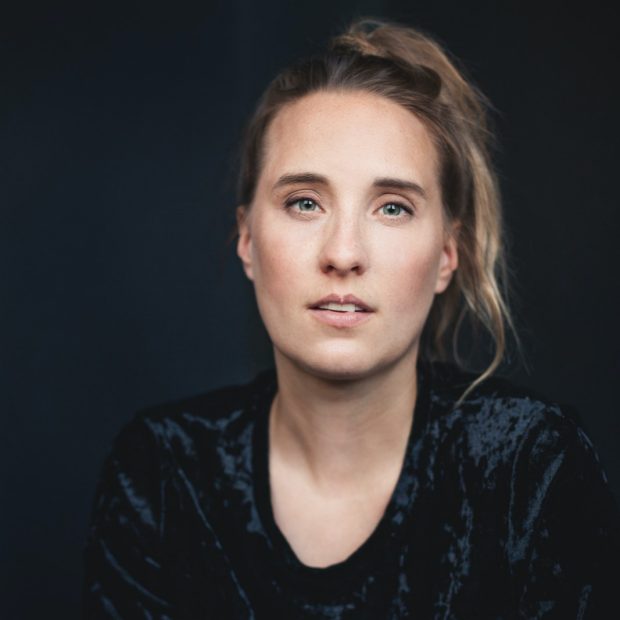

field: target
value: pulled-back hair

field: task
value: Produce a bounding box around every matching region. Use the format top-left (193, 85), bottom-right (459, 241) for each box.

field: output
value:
top-left (236, 18), bottom-right (514, 397)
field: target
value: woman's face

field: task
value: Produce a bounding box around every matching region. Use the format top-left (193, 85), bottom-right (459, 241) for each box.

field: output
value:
top-left (237, 90), bottom-right (458, 381)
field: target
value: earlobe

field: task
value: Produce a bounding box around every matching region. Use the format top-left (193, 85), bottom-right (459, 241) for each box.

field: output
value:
top-left (236, 206), bottom-right (254, 281)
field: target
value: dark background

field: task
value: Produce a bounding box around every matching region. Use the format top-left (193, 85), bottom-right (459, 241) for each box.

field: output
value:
top-left (2, 0), bottom-right (618, 617)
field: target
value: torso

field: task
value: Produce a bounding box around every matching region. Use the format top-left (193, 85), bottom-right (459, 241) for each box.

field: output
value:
top-left (84, 363), bottom-right (620, 619)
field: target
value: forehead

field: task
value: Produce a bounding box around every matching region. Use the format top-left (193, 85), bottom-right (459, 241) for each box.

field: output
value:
top-left (259, 90), bottom-right (439, 194)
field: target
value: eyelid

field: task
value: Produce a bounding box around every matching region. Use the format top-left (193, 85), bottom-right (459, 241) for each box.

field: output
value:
top-left (283, 186), bottom-right (322, 200)
top-left (285, 195), bottom-right (318, 204)
top-left (377, 197), bottom-right (416, 217)
top-left (283, 194), bottom-right (322, 214)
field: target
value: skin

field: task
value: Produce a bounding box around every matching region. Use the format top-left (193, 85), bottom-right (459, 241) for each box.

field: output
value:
top-left (236, 90), bottom-right (458, 567)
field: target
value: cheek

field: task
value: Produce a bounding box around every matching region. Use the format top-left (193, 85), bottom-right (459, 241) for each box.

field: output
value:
top-left (251, 224), bottom-right (305, 305)
top-left (378, 237), bottom-right (442, 312)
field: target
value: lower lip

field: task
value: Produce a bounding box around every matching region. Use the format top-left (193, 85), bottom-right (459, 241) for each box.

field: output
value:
top-left (309, 309), bottom-right (374, 328)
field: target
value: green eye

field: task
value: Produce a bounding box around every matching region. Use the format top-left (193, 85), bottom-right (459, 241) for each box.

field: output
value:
top-left (381, 203), bottom-right (405, 216)
top-left (291, 198), bottom-right (318, 212)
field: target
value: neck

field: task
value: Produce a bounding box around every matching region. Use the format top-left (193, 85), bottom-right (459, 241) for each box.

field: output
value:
top-left (269, 351), bottom-right (419, 493)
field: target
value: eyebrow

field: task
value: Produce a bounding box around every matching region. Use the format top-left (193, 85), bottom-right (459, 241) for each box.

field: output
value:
top-left (373, 176), bottom-right (427, 200)
top-left (272, 172), bottom-right (428, 200)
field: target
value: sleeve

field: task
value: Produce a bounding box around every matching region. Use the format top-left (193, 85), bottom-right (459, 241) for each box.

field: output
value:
top-left (82, 414), bottom-right (174, 619)
top-left (512, 407), bottom-right (620, 619)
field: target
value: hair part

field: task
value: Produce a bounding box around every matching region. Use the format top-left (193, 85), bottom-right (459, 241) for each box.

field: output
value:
top-left (236, 17), bottom-right (516, 401)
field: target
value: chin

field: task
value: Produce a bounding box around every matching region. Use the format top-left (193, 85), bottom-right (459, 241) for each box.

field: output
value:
top-left (305, 362), bottom-right (372, 382)
top-left (279, 343), bottom-right (392, 383)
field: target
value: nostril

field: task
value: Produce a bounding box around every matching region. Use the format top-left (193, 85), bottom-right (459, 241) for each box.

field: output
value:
top-left (322, 262), bottom-right (365, 276)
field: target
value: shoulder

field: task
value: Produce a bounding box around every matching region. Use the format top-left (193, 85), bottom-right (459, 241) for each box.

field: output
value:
top-left (425, 362), bottom-right (601, 475)
top-left (426, 363), bottom-right (618, 528)
top-left (429, 361), bottom-right (582, 429)
top-left (90, 368), bottom-right (277, 528)
top-left (110, 368), bottom-right (277, 461)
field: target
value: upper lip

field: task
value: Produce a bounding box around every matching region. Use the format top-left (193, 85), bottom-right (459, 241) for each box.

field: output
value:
top-left (309, 294), bottom-right (374, 312)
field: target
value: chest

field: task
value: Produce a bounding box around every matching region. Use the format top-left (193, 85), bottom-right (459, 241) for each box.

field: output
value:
top-left (272, 483), bottom-right (393, 567)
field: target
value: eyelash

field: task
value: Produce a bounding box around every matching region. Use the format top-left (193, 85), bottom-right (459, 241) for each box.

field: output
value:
top-left (284, 197), bottom-right (414, 218)
top-left (379, 202), bottom-right (414, 217)
top-left (285, 197), bottom-right (320, 213)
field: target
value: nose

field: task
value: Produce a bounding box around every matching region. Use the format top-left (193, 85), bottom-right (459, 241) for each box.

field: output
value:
top-left (318, 211), bottom-right (369, 277)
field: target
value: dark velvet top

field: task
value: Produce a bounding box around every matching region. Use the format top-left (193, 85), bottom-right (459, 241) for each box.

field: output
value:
top-left (83, 362), bottom-right (620, 618)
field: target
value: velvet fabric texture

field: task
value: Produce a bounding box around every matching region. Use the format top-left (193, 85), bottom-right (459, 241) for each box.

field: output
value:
top-left (83, 362), bottom-right (620, 618)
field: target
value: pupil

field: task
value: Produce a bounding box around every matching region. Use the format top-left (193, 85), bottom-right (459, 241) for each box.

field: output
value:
top-left (385, 204), bottom-right (400, 215)
top-left (301, 200), bottom-right (314, 210)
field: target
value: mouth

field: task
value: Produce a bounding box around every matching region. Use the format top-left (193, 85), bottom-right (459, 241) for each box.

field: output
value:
top-left (308, 295), bottom-right (374, 327)
top-left (314, 302), bottom-right (369, 313)
top-left (309, 294), bottom-right (373, 313)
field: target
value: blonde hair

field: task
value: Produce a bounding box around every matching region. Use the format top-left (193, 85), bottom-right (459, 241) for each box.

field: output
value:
top-left (236, 18), bottom-right (515, 399)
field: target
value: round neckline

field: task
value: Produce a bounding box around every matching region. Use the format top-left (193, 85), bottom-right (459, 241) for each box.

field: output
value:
top-left (250, 362), bottom-right (432, 592)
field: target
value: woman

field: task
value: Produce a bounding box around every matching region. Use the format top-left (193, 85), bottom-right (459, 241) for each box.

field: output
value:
top-left (83, 18), bottom-right (619, 618)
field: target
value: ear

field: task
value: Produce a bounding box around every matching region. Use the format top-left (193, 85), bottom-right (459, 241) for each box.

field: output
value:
top-left (434, 223), bottom-right (459, 294)
top-left (236, 206), bottom-right (254, 281)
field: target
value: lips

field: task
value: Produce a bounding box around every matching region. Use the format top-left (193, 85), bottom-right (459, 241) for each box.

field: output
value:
top-left (309, 294), bottom-right (373, 313)
top-left (308, 295), bottom-right (374, 328)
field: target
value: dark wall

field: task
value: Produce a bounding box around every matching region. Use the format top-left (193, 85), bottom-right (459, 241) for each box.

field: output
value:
top-left (2, 1), bottom-right (618, 616)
